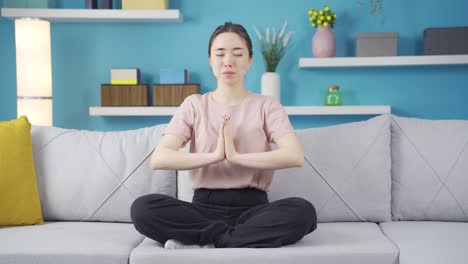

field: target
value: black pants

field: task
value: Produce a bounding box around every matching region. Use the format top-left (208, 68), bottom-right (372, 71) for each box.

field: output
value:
top-left (130, 188), bottom-right (317, 248)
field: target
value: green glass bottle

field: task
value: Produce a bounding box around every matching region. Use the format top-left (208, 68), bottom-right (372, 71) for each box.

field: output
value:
top-left (324, 85), bottom-right (343, 106)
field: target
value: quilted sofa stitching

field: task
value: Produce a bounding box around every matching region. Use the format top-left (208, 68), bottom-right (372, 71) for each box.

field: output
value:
top-left (33, 127), bottom-right (169, 221)
top-left (84, 132), bottom-right (137, 198)
top-left (33, 130), bottom-right (76, 155)
top-left (311, 116), bottom-right (391, 221)
top-left (83, 150), bottom-right (153, 221)
top-left (82, 134), bottom-right (156, 221)
top-left (421, 136), bottom-right (468, 218)
top-left (35, 129), bottom-right (143, 202)
top-left (303, 155), bottom-right (366, 221)
top-left (390, 117), bottom-right (467, 219)
top-left (331, 117), bottom-right (392, 199)
top-left (377, 223), bottom-right (401, 263)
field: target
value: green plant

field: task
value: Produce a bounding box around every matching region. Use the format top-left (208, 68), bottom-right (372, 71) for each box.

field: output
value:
top-left (308, 5), bottom-right (337, 28)
top-left (253, 21), bottom-right (294, 72)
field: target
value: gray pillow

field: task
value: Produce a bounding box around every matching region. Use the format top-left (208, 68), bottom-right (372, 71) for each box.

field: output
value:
top-left (270, 114), bottom-right (392, 222)
top-left (31, 124), bottom-right (176, 222)
top-left (391, 115), bottom-right (468, 221)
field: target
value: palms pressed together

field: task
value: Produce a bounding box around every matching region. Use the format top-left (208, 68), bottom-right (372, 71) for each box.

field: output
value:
top-left (215, 115), bottom-right (238, 162)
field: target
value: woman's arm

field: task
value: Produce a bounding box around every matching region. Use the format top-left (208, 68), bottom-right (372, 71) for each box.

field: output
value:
top-left (223, 114), bottom-right (303, 170)
top-left (151, 122), bottom-right (225, 170)
top-left (228, 132), bottom-right (304, 169)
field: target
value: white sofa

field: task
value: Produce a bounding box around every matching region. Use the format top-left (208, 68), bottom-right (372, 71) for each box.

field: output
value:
top-left (1, 114), bottom-right (467, 264)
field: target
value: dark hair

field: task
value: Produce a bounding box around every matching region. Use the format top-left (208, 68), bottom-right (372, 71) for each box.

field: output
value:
top-left (208, 22), bottom-right (253, 58)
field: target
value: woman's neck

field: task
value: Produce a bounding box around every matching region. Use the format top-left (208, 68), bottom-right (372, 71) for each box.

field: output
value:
top-left (212, 82), bottom-right (249, 105)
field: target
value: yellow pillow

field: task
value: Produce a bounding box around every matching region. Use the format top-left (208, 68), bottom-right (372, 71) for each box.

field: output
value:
top-left (0, 116), bottom-right (43, 226)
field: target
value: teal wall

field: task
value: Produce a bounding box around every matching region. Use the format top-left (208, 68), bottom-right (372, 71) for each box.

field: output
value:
top-left (1, 0), bottom-right (468, 130)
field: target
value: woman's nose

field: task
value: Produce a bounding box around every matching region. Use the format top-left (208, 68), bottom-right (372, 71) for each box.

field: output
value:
top-left (223, 54), bottom-right (234, 66)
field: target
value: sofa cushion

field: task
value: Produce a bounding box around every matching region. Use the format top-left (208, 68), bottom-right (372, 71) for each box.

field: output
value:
top-left (380, 221), bottom-right (468, 264)
top-left (0, 116), bottom-right (43, 226)
top-left (0, 222), bottom-right (143, 264)
top-left (391, 115), bottom-right (468, 221)
top-left (31, 124), bottom-right (176, 222)
top-left (271, 114), bottom-right (392, 222)
top-left (130, 222), bottom-right (398, 264)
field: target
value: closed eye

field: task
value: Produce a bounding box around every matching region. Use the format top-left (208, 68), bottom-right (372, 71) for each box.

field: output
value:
top-left (214, 53), bottom-right (243, 57)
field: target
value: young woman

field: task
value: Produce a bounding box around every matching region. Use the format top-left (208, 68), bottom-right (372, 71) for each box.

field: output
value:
top-left (131, 22), bottom-right (317, 249)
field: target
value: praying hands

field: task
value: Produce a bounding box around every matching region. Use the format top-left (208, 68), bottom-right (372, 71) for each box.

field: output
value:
top-left (215, 114), bottom-right (238, 163)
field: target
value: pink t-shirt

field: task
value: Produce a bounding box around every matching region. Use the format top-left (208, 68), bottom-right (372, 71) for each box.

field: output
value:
top-left (163, 90), bottom-right (294, 192)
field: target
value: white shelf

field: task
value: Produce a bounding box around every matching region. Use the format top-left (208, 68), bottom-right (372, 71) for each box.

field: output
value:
top-left (89, 105), bottom-right (391, 116)
top-left (0, 8), bottom-right (182, 23)
top-left (284, 106), bottom-right (390, 115)
top-left (299, 55), bottom-right (468, 68)
top-left (90, 107), bottom-right (177, 116)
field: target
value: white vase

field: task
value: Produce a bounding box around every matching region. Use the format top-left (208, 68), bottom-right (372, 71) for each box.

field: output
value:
top-left (261, 72), bottom-right (280, 101)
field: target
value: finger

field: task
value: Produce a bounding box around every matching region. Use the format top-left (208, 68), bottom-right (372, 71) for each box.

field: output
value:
top-left (219, 123), bottom-right (224, 134)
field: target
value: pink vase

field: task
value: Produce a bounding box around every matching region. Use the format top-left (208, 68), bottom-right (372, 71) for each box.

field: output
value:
top-left (312, 26), bottom-right (336, 57)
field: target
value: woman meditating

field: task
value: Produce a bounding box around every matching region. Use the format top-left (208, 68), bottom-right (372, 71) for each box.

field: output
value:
top-left (131, 22), bottom-right (317, 249)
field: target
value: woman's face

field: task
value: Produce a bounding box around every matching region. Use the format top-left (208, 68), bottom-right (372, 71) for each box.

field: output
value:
top-left (209, 32), bottom-right (252, 84)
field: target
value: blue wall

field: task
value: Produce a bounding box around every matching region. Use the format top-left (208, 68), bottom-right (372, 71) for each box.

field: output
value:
top-left (1, 0), bottom-right (468, 131)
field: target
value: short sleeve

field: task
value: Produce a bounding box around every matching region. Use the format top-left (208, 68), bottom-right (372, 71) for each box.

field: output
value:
top-left (264, 97), bottom-right (294, 143)
top-left (163, 96), bottom-right (195, 146)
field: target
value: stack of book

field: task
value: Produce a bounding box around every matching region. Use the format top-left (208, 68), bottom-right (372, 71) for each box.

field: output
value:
top-left (85, 0), bottom-right (112, 9)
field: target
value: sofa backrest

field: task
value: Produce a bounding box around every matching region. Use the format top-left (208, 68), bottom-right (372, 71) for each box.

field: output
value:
top-left (31, 124), bottom-right (176, 222)
top-left (271, 114), bottom-right (392, 222)
top-left (390, 115), bottom-right (468, 221)
top-left (177, 143), bottom-right (194, 202)
top-left (39, 113), bottom-right (465, 224)
top-left (178, 114), bottom-right (392, 223)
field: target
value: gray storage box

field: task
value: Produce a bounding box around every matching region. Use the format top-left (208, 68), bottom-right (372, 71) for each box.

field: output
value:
top-left (356, 32), bottom-right (398, 57)
top-left (423, 27), bottom-right (468, 55)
